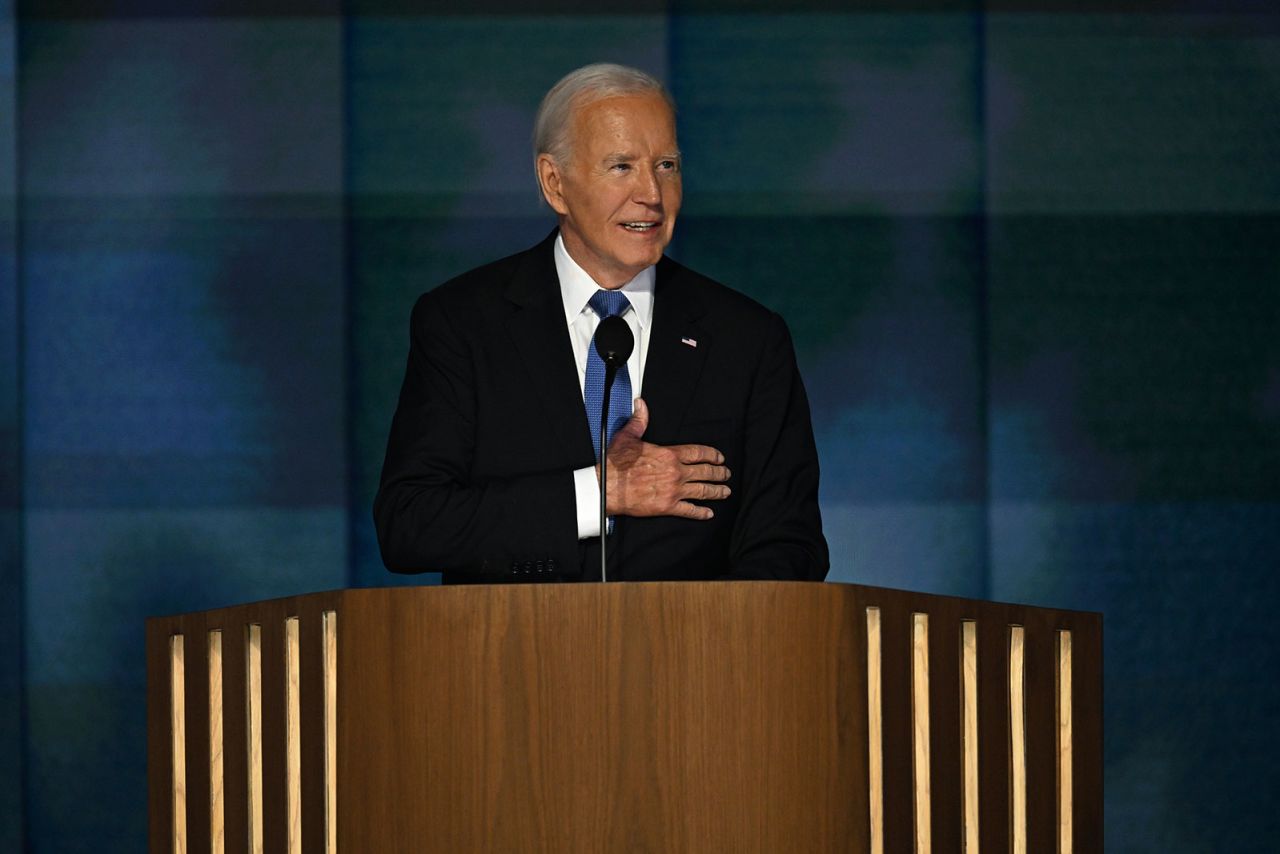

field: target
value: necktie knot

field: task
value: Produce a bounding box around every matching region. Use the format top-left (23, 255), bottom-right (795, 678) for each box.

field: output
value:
top-left (589, 289), bottom-right (631, 319)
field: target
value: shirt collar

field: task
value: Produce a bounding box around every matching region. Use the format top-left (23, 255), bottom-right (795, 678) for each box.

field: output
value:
top-left (555, 232), bottom-right (654, 329)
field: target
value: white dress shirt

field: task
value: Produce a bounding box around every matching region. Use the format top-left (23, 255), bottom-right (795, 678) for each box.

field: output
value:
top-left (554, 233), bottom-right (655, 539)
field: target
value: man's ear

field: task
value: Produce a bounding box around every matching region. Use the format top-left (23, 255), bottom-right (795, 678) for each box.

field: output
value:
top-left (537, 154), bottom-right (570, 216)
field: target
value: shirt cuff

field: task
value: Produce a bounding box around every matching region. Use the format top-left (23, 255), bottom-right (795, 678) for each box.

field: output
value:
top-left (573, 465), bottom-right (602, 539)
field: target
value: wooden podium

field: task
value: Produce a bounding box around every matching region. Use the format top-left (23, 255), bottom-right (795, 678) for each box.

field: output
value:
top-left (147, 582), bottom-right (1101, 852)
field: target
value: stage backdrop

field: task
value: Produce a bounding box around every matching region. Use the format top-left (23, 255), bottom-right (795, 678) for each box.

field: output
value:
top-left (1, 1), bottom-right (1277, 850)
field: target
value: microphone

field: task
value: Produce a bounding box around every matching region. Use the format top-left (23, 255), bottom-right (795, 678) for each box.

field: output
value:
top-left (595, 314), bottom-right (634, 368)
top-left (594, 314), bottom-right (634, 583)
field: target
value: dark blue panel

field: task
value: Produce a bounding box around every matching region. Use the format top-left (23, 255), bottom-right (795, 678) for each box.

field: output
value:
top-left (987, 13), bottom-right (1280, 216)
top-left (26, 684), bottom-right (145, 851)
top-left (20, 18), bottom-right (343, 196)
top-left (0, 3), bottom-right (22, 848)
top-left (20, 1), bottom-right (341, 17)
top-left (22, 210), bottom-right (348, 508)
top-left (669, 12), bottom-right (982, 216)
top-left (989, 215), bottom-right (1280, 502)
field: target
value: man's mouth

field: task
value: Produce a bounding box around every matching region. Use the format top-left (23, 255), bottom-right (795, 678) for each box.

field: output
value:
top-left (621, 221), bottom-right (659, 232)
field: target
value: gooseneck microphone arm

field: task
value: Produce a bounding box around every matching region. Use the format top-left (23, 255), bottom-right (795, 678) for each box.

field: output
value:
top-left (593, 314), bottom-right (635, 583)
top-left (598, 364), bottom-right (616, 583)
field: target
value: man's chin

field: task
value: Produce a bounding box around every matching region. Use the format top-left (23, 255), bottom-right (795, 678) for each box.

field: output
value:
top-left (618, 242), bottom-right (668, 270)
top-left (565, 233), bottom-right (668, 286)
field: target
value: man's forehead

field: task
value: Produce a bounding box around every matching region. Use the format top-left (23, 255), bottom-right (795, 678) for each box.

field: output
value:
top-left (573, 93), bottom-right (675, 132)
top-left (567, 97), bottom-right (676, 160)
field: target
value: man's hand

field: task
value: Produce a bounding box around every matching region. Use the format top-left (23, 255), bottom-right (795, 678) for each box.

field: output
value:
top-left (599, 398), bottom-right (731, 520)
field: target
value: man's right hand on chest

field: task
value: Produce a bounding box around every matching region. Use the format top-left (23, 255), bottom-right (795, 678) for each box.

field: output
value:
top-left (599, 397), bottom-right (731, 520)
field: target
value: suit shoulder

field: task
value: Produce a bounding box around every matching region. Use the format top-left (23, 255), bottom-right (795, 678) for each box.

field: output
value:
top-left (413, 250), bottom-right (522, 311)
top-left (411, 236), bottom-right (552, 318)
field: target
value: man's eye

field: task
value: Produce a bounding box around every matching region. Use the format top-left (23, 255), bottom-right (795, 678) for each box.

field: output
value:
top-left (658, 160), bottom-right (679, 171)
top-left (610, 163), bottom-right (631, 172)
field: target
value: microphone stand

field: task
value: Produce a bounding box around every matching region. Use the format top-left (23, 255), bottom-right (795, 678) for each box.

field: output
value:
top-left (599, 363), bottom-right (616, 583)
top-left (592, 312), bottom-right (632, 584)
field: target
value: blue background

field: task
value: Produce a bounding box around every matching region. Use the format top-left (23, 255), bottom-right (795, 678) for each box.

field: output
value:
top-left (2, 1), bottom-right (1278, 850)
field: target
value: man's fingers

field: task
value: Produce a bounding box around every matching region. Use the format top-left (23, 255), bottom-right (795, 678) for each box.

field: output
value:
top-left (670, 501), bottom-right (715, 521)
top-left (686, 482), bottom-right (731, 501)
top-left (685, 463), bottom-right (731, 484)
top-left (605, 416), bottom-right (729, 519)
top-left (674, 442), bottom-right (725, 465)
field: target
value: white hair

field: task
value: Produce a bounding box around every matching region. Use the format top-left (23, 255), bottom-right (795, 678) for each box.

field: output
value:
top-left (532, 63), bottom-right (675, 177)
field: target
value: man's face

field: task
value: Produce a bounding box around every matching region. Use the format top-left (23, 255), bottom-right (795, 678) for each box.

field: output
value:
top-left (539, 92), bottom-right (682, 289)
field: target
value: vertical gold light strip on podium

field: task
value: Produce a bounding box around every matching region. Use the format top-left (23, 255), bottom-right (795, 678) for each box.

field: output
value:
top-left (1009, 626), bottom-right (1027, 854)
top-left (285, 617), bottom-right (302, 854)
top-left (866, 607), bottom-right (883, 854)
top-left (208, 630), bottom-right (225, 854)
top-left (169, 634), bottom-right (187, 854)
top-left (911, 613), bottom-right (931, 854)
top-left (246, 624), bottom-right (263, 854)
top-left (323, 611), bottom-right (338, 854)
top-left (961, 620), bottom-right (978, 852)
top-left (1058, 630), bottom-right (1073, 854)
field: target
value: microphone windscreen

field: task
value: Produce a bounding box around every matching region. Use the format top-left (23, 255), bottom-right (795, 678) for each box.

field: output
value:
top-left (594, 315), bottom-right (635, 367)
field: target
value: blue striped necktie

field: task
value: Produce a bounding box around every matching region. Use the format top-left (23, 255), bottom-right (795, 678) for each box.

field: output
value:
top-left (584, 289), bottom-right (633, 461)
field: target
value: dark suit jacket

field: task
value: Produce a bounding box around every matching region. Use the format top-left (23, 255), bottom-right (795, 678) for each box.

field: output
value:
top-left (374, 231), bottom-right (828, 583)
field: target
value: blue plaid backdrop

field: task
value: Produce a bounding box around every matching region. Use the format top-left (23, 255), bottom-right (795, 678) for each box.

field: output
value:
top-left (1, 1), bottom-right (1278, 850)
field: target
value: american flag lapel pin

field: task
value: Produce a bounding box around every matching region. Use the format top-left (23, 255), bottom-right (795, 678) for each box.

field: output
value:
top-left (681, 336), bottom-right (698, 348)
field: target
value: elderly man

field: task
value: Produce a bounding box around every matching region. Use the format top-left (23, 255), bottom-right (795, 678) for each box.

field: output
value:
top-left (375, 63), bottom-right (827, 583)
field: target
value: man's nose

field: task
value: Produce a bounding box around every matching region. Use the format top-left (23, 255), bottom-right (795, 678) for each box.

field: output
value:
top-left (632, 166), bottom-right (661, 205)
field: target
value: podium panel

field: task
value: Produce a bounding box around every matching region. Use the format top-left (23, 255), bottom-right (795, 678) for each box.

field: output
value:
top-left (147, 582), bottom-right (1101, 852)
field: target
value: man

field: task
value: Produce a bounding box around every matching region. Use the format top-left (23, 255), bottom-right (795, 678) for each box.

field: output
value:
top-left (375, 63), bottom-right (827, 583)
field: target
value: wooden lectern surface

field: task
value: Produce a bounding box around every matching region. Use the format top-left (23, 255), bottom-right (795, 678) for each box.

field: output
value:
top-left (339, 583), bottom-right (862, 852)
top-left (148, 581), bottom-right (1102, 853)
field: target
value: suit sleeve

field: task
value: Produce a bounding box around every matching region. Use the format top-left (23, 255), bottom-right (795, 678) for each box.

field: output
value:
top-left (724, 312), bottom-right (829, 580)
top-left (373, 291), bottom-right (580, 576)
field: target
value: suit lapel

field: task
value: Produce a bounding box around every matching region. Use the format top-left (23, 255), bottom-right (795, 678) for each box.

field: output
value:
top-left (641, 257), bottom-right (710, 442)
top-left (503, 233), bottom-right (596, 465)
